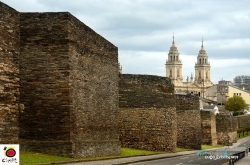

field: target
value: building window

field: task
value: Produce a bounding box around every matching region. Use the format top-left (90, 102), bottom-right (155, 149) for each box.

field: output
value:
top-left (171, 56), bottom-right (172, 61)
top-left (200, 59), bottom-right (201, 64)
top-left (239, 93), bottom-right (241, 96)
top-left (199, 71), bottom-right (201, 78)
top-left (234, 93), bottom-right (236, 96)
top-left (170, 69), bottom-right (172, 77)
top-left (177, 69), bottom-right (180, 77)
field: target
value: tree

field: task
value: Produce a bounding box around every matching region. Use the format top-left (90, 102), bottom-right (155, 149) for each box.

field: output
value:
top-left (225, 95), bottom-right (248, 111)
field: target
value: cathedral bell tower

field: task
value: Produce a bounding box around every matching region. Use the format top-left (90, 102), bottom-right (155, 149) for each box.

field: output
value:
top-left (194, 38), bottom-right (212, 87)
top-left (166, 34), bottom-right (183, 86)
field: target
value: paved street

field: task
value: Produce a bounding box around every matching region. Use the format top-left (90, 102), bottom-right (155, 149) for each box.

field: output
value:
top-left (60, 136), bottom-right (250, 165)
top-left (127, 154), bottom-right (229, 165)
top-left (126, 137), bottom-right (250, 165)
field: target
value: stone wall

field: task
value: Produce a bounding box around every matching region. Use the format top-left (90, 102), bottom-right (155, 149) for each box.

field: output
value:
top-left (235, 115), bottom-right (250, 128)
top-left (216, 114), bottom-right (237, 145)
top-left (118, 74), bottom-right (177, 152)
top-left (0, 2), bottom-right (20, 144)
top-left (68, 14), bottom-right (120, 157)
top-left (176, 94), bottom-right (201, 150)
top-left (19, 12), bottom-right (72, 156)
top-left (200, 111), bottom-right (217, 146)
top-left (18, 12), bottom-right (120, 157)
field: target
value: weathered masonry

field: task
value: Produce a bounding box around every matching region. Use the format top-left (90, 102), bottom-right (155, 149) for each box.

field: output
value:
top-left (0, 1), bottom-right (120, 158)
top-left (118, 74), bottom-right (202, 152)
top-left (0, 2), bottom-right (20, 144)
top-left (118, 74), bottom-right (177, 152)
top-left (200, 111), bottom-right (217, 146)
top-left (176, 94), bottom-right (202, 150)
top-left (216, 113), bottom-right (237, 145)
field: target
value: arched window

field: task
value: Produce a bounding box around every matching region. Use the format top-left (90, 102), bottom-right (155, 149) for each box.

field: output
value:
top-left (177, 69), bottom-right (180, 77)
top-left (171, 56), bottom-right (172, 61)
top-left (206, 72), bottom-right (208, 78)
top-left (205, 59), bottom-right (207, 64)
top-left (170, 69), bottom-right (172, 77)
top-left (200, 59), bottom-right (201, 64)
top-left (174, 56), bottom-right (175, 61)
top-left (199, 71), bottom-right (201, 78)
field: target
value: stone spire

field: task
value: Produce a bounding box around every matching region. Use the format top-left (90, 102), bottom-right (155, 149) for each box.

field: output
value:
top-left (201, 36), bottom-right (204, 50)
top-left (118, 62), bottom-right (122, 74)
top-left (190, 72), bottom-right (194, 83)
top-left (172, 32), bottom-right (175, 45)
top-left (194, 37), bottom-right (212, 87)
top-left (165, 34), bottom-right (183, 86)
top-left (198, 37), bottom-right (207, 56)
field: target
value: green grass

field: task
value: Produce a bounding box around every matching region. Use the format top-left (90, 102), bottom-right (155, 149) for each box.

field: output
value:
top-left (121, 148), bottom-right (164, 156)
top-left (176, 148), bottom-right (191, 152)
top-left (201, 144), bottom-right (224, 150)
top-left (20, 145), bottom-right (226, 165)
top-left (237, 131), bottom-right (250, 139)
top-left (20, 151), bottom-right (72, 165)
top-left (20, 148), bottom-right (163, 165)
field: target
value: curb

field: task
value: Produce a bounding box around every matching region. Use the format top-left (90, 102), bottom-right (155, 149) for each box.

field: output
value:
top-left (32, 136), bottom-right (250, 165)
top-left (33, 151), bottom-right (199, 165)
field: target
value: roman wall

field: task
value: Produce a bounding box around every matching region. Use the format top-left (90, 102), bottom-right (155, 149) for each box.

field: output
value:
top-left (18, 12), bottom-right (120, 157)
top-left (0, 2), bottom-right (20, 144)
top-left (176, 94), bottom-right (202, 150)
top-left (235, 115), bottom-right (250, 128)
top-left (216, 114), bottom-right (237, 145)
top-left (118, 74), bottom-right (177, 152)
top-left (200, 111), bottom-right (217, 146)
top-left (67, 14), bottom-right (120, 157)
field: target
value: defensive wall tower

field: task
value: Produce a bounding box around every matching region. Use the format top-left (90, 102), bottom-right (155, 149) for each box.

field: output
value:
top-left (0, 2), bottom-right (20, 144)
top-left (118, 74), bottom-right (177, 152)
top-left (176, 94), bottom-right (202, 150)
top-left (0, 1), bottom-right (120, 158)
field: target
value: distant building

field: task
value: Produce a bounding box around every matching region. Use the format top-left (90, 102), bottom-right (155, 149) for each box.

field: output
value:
top-left (165, 35), bottom-right (213, 97)
top-left (234, 75), bottom-right (250, 85)
top-left (206, 80), bottom-right (250, 106)
top-left (228, 85), bottom-right (250, 105)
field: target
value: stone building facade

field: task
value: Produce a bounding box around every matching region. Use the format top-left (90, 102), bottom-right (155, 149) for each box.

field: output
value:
top-left (165, 35), bottom-right (213, 97)
top-left (1, 2), bottom-right (120, 158)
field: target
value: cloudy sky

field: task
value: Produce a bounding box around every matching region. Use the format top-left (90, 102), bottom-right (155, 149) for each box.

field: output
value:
top-left (2, 0), bottom-right (250, 84)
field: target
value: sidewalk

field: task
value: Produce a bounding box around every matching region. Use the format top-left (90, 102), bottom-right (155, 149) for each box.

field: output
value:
top-left (59, 150), bottom-right (199, 165)
top-left (230, 135), bottom-right (250, 148)
top-left (50, 136), bottom-right (250, 165)
top-left (232, 136), bottom-right (250, 165)
top-left (235, 154), bottom-right (250, 165)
